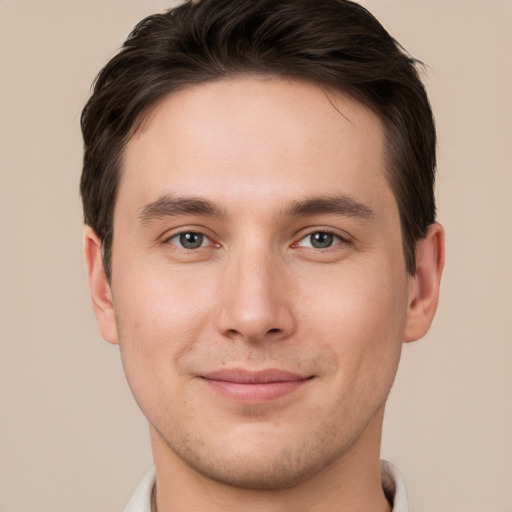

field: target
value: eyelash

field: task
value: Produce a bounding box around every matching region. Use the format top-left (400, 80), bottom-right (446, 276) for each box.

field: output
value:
top-left (165, 231), bottom-right (217, 250)
top-left (294, 230), bottom-right (347, 250)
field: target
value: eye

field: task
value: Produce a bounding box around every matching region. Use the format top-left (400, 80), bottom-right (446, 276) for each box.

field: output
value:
top-left (167, 231), bottom-right (211, 250)
top-left (296, 231), bottom-right (343, 249)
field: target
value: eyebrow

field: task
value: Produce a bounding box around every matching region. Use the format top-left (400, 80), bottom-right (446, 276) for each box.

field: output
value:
top-left (137, 195), bottom-right (226, 226)
top-left (137, 193), bottom-right (375, 227)
top-left (284, 195), bottom-right (375, 221)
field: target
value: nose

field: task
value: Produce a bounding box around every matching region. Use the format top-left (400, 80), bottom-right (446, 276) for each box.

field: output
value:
top-left (216, 244), bottom-right (296, 344)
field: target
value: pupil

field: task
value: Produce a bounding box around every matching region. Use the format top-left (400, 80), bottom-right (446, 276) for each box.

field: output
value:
top-left (180, 232), bottom-right (203, 249)
top-left (311, 232), bottom-right (333, 248)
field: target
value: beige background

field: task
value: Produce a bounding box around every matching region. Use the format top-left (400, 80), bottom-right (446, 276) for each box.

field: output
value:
top-left (0, 0), bottom-right (511, 511)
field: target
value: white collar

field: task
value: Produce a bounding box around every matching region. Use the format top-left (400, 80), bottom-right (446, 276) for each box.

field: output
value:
top-left (122, 468), bottom-right (155, 512)
top-left (380, 460), bottom-right (409, 512)
top-left (123, 460), bottom-right (408, 512)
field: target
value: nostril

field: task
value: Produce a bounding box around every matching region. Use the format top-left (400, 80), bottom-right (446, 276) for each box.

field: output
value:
top-left (217, 291), bottom-right (296, 342)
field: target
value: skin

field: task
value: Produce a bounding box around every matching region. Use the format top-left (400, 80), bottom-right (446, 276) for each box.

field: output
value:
top-left (84, 77), bottom-right (444, 512)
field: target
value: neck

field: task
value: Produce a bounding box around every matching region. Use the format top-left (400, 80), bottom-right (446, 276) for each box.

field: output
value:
top-left (149, 408), bottom-right (391, 512)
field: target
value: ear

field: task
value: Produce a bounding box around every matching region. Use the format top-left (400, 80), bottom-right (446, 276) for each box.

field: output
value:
top-left (403, 223), bottom-right (445, 343)
top-left (83, 226), bottom-right (119, 344)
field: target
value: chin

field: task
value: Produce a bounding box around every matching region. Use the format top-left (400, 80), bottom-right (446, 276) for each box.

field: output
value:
top-left (184, 449), bottom-right (333, 491)
top-left (159, 421), bottom-right (355, 491)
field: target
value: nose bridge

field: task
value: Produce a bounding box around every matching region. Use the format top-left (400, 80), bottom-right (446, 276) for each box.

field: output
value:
top-left (217, 238), bottom-right (294, 342)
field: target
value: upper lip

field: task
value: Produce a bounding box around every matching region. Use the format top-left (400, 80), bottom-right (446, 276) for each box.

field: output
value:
top-left (201, 368), bottom-right (312, 384)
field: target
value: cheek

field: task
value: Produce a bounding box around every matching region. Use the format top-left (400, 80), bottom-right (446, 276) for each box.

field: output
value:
top-left (112, 268), bottom-right (214, 385)
top-left (299, 261), bottom-right (408, 387)
top-left (113, 283), bottom-right (206, 425)
top-left (114, 258), bottom-right (215, 334)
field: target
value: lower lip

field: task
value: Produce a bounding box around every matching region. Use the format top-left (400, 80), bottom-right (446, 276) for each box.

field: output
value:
top-left (202, 378), bottom-right (309, 403)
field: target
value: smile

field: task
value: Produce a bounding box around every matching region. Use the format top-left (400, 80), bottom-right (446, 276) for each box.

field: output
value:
top-left (200, 369), bottom-right (314, 403)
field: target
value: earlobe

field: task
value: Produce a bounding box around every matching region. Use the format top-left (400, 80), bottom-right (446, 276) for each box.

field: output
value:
top-left (403, 223), bottom-right (445, 343)
top-left (83, 226), bottom-right (119, 344)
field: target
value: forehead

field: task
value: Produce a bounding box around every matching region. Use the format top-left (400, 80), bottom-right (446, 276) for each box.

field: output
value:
top-left (118, 77), bottom-right (394, 220)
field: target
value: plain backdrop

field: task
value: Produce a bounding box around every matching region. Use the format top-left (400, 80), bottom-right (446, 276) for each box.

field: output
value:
top-left (0, 1), bottom-right (511, 511)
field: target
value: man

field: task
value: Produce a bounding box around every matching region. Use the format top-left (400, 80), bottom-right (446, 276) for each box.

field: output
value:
top-left (81, 0), bottom-right (444, 510)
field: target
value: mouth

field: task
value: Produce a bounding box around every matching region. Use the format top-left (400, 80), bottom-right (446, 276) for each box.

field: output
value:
top-left (199, 368), bottom-right (314, 403)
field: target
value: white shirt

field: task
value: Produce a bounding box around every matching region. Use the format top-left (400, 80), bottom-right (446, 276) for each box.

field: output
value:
top-left (123, 460), bottom-right (409, 512)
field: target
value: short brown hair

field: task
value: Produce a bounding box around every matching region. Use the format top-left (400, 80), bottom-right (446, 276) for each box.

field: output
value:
top-left (81, 0), bottom-right (436, 279)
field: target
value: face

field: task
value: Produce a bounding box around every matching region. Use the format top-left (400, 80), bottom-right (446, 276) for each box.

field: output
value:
top-left (94, 77), bottom-right (419, 489)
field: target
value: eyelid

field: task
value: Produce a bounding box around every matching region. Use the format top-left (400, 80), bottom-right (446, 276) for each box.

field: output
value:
top-left (292, 228), bottom-right (352, 248)
top-left (168, 232), bottom-right (210, 249)
top-left (162, 226), bottom-right (220, 249)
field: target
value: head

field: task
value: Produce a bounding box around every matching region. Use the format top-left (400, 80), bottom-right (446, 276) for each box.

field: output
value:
top-left (81, 0), bottom-right (436, 282)
top-left (82, 0), bottom-right (444, 497)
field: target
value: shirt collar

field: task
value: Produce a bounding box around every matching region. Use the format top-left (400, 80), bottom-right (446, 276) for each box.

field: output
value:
top-left (123, 468), bottom-right (155, 512)
top-left (123, 460), bottom-right (408, 512)
top-left (381, 460), bottom-right (409, 512)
